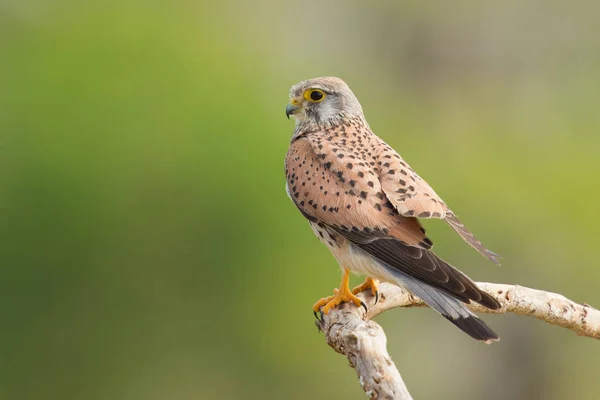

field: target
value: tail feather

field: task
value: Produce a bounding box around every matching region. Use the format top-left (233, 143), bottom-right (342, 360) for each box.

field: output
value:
top-left (444, 314), bottom-right (499, 343)
top-left (387, 267), bottom-right (499, 343)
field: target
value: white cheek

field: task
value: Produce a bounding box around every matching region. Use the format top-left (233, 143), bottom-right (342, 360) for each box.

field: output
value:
top-left (292, 110), bottom-right (308, 126)
top-left (318, 102), bottom-right (338, 120)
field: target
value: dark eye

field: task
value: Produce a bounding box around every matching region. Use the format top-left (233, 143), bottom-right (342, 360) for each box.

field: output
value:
top-left (310, 90), bottom-right (324, 101)
top-left (304, 89), bottom-right (326, 102)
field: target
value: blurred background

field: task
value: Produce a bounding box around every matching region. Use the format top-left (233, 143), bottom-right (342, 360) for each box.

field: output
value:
top-left (1, 0), bottom-right (599, 399)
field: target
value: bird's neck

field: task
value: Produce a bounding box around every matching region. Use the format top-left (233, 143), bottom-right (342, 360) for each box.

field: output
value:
top-left (291, 114), bottom-right (369, 143)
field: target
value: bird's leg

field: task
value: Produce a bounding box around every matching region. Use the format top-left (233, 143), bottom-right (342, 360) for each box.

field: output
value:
top-left (313, 268), bottom-right (367, 318)
top-left (351, 276), bottom-right (379, 304)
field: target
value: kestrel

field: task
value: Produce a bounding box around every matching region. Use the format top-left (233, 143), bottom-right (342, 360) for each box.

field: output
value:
top-left (284, 77), bottom-right (501, 342)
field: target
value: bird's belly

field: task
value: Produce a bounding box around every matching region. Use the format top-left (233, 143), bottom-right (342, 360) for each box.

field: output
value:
top-left (339, 244), bottom-right (398, 282)
top-left (310, 222), bottom-right (397, 282)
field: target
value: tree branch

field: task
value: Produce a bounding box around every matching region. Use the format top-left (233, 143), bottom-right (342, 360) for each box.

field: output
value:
top-left (315, 282), bottom-right (600, 399)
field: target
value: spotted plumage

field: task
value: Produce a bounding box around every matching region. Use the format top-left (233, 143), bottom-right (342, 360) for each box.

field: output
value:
top-left (285, 77), bottom-right (501, 342)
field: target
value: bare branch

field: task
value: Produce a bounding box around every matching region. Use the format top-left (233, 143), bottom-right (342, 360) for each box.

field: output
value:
top-left (316, 282), bottom-right (600, 399)
top-left (317, 309), bottom-right (413, 400)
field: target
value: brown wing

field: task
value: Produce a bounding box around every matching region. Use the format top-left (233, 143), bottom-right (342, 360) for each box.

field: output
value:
top-left (374, 137), bottom-right (501, 265)
top-left (285, 135), bottom-right (431, 249)
top-left (338, 230), bottom-right (500, 310)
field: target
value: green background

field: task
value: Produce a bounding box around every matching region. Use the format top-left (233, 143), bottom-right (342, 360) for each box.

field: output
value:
top-left (1, 1), bottom-right (599, 399)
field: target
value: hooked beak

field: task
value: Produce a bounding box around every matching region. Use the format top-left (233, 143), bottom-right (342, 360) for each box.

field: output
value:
top-left (285, 99), bottom-right (301, 119)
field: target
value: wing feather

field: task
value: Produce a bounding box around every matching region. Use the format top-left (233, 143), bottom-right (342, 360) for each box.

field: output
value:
top-left (374, 137), bottom-right (500, 264)
top-left (341, 233), bottom-right (500, 310)
top-left (285, 136), bottom-right (432, 249)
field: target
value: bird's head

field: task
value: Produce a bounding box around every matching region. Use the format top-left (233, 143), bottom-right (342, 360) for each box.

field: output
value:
top-left (286, 77), bottom-right (363, 128)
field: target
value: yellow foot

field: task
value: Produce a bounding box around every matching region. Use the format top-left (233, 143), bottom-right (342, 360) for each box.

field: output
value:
top-left (312, 268), bottom-right (368, 320)
top-left (351, 277), bottom-right (379, 304)
top-left (312, 288), bottom-right (366, 318)
top-left (313, 289), bottom-right (367, 319)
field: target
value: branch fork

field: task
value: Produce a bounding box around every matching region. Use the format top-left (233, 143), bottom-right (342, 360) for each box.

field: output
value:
top-left (316, 282), bottom-right (600, 399)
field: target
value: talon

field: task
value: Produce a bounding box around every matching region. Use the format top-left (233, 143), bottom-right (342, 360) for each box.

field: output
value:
top-left (360, 301), bottom-right (368, 313)
top-left (351, 277), bottom-right (379, 305)
top-left (313, 293), bottom-right (334, 317)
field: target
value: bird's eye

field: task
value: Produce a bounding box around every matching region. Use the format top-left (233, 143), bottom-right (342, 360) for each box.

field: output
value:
top-left (305, 89), bottom-right (326, 102)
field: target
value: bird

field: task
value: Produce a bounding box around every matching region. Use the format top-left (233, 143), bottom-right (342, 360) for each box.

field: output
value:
top-left (284, 76), bottom-right (501, 343)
